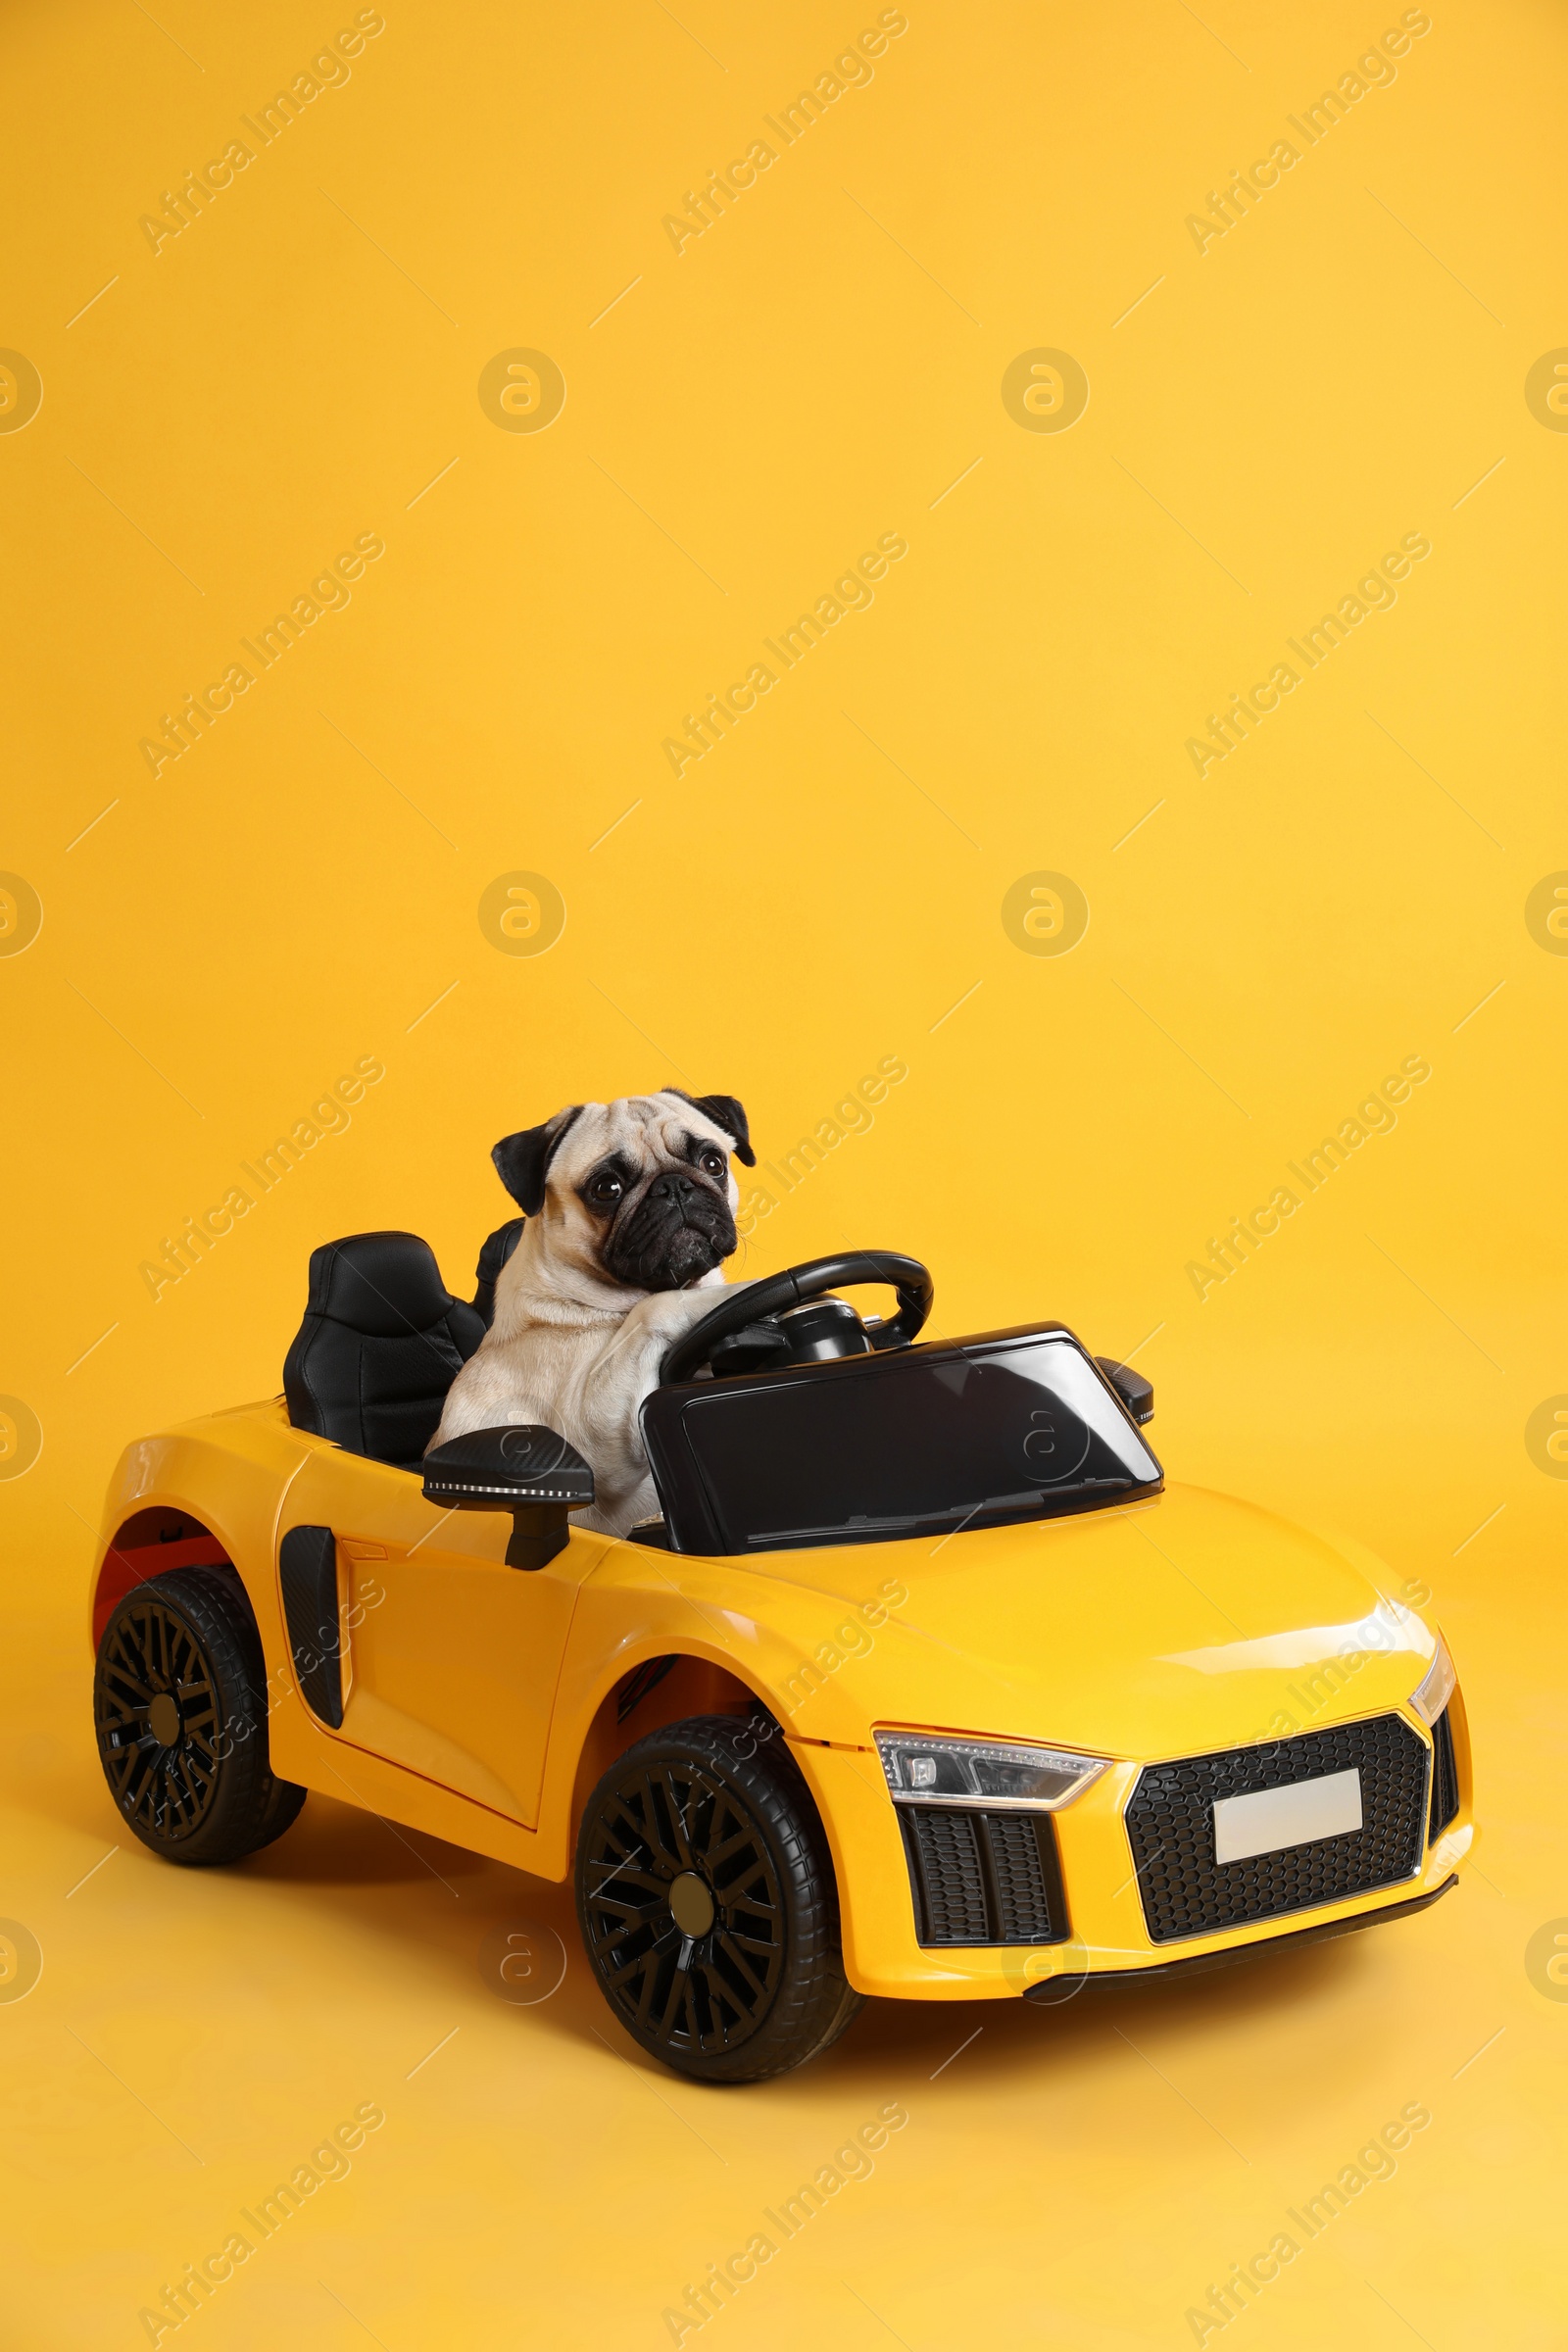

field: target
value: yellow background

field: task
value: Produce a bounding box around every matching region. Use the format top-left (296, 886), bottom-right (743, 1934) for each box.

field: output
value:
top-left (3, 0), bottom-right (1564, 2342)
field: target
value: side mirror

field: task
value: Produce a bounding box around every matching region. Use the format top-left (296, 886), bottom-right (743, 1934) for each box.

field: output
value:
top-left (421, 1424), bottom-right (594, 1570)
top-left (1095, 1356), bottom-right (1153, 1427)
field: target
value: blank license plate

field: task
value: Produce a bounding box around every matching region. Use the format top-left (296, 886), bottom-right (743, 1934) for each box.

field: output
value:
top-left (1212, 1768), bottom-right (1363, 1865)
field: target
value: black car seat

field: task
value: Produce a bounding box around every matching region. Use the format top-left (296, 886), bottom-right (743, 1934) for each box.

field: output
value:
top-left (282, 1223), bottom-right (520, 1470)
top-left (471, 1215), bottom-right (524, 1326)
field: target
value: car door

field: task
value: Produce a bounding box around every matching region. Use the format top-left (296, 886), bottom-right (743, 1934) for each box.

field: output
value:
top-left (277, 1448), bottom-right (605, 1827)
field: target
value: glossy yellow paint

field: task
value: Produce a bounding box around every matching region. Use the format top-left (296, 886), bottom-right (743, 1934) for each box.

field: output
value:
top-left (92, 1396), bottom-right (1471, 1999)
top-left (278, 1443), bottom-right (598, 1826)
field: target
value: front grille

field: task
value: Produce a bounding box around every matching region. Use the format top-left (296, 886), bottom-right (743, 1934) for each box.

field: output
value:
top-left (1428, 1705), bottom-right (1459, 1839)
top-left (900, 1808), bottom-right (1067, 1946)
top-left (1125, 1713), bottom-right (1428, 1944)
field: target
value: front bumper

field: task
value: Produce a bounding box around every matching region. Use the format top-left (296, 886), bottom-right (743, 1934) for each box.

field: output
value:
top-left (1021, 1872), bottom-right (1457, 1997)
top-left (790, 1691), bottom-right (1473, 2001)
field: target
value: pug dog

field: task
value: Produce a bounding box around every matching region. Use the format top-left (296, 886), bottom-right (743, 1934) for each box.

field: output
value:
top-left (429, 1090), bottom-right (756, 1537)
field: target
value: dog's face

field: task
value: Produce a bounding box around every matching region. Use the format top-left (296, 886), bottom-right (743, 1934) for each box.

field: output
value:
top-left (492, 1090), bottom-right (756, 1294)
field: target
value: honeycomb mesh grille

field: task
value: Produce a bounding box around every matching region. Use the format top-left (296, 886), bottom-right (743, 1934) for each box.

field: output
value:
top-left (899, 1808), bottom-right (1065, 1946)
top-left (1125, 1713), bottom-right (1428, 1944)
top-left (986, 1813), bottom-right (1058, 1942)
top-left (1428, 1706), bottom-right (1459, 1839)
top-left (903, 1809), bottom-right (990, 1942)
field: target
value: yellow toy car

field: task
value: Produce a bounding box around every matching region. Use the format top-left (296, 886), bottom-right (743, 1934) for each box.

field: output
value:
top-left (90, 1231), bottom-right (1471, 2082)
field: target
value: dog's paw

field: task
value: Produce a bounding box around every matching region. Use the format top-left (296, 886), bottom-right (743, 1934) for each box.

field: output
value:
top-left (626, 1286), bottom-right (724, 1338)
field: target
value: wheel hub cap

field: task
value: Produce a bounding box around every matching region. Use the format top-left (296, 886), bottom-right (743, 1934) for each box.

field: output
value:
top-left (148, 1693), bottom-right (180, 1746)
top-left (668, 1871), bottom-right (716, 1937)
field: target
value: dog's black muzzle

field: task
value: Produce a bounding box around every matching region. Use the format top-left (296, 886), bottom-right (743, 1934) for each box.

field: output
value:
top-left (607, 1169), bottom-right (736, 1292)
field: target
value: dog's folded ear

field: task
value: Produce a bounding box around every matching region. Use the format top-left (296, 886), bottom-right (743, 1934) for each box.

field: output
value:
top-left (492, 1105), bottom-right (584, 1214)
top-left (664, 1088), bottom-right (757, 1167)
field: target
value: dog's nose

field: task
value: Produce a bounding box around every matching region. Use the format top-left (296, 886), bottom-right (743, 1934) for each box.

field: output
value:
top-left (649, 1171), bottom-right (697, 1205)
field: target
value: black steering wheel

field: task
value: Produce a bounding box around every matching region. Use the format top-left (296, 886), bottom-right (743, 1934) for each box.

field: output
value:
top-left (661, 1250), bottom-right (933, 1386)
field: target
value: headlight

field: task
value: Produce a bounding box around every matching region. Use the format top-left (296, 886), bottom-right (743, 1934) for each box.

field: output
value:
top-left (875, 1731), bottom-right (1108, 1811)
top-left (1409, 1636), bottom-right (1456, 1728)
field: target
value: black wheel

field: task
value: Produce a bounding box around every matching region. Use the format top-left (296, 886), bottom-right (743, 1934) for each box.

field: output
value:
top-left (93, 1568), bottom-right (307, 1867)
top-left (575, 1714), bottom-right (863, 2082)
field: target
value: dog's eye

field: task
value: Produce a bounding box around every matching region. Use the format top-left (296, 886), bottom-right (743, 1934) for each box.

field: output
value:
top-left (697, 1149), bottom-right (725, 1179)
top-left (586, 1170), bottom-right (623, 1208)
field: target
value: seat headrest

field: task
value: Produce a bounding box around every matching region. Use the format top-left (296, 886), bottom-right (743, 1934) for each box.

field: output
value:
top-left (305, 1232), bottom-right (461, 1337)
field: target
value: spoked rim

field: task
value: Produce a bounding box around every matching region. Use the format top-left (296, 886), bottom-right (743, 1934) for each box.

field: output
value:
top-left (95, 1597), bottom-right (224, 1842)
top-left (582, 1758), bottom-right (785, 2057)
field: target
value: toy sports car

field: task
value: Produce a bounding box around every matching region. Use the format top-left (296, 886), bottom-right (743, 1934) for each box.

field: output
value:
top-left (90, 1233), bottom-right (1471, 2081)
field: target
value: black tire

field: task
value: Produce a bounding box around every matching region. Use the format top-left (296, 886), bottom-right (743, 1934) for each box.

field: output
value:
top-left (575, 1714), bottom-right (863, 2083)
top-left (93, 1568), bottom-right (307, 1867)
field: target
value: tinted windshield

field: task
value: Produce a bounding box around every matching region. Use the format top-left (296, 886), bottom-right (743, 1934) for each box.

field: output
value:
top-left (645, 1329), bottom-right (1162, 1554)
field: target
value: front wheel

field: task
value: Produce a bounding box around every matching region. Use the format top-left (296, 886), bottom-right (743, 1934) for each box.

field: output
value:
top-left (575, 1715), bottom-right (862, 2082)
top-left (93, 1568), bottom-right (307, 1867)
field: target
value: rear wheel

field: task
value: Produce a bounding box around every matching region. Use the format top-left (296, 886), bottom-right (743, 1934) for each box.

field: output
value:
top-left (93, 1568), bottom-right (306, 1867)
top-left (575, 1715), bottom-right (862, 2082)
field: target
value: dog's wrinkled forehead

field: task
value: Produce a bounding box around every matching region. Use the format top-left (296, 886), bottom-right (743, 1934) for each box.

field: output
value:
top-left (554, 1094), bottom-right (727, 1183)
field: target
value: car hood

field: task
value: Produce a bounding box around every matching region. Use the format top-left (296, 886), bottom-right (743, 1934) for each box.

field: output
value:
top-left (758, 1483), bottom-right (1436, 1760)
